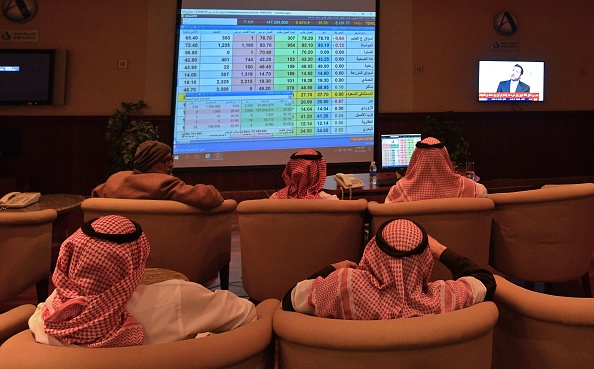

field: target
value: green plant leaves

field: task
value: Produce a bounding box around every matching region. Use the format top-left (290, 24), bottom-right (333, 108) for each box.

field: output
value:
top-left (106, 100), bottom-right (159, 175)
top-left (422, 111), bottom-right (470, 165)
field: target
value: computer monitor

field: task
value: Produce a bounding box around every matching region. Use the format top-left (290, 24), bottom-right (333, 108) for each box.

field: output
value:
top-left (380, 133), bottom-right (421, 170)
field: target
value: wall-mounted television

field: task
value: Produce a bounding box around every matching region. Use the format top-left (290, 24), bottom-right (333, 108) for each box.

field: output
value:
top-left (171, 0), bottom-right (377, 168)
top-left (478, 60), bottom-right (544, 102)
top-left (0, 49), bottom-right (67, 106)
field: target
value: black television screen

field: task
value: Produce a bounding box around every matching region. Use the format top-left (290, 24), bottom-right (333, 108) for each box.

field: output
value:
top-left (0, 49), bottom-right (56, 105)
top-left (171, 0), bottom-right (377, 168)
top-left (478, 60), bottom-right (544, 102)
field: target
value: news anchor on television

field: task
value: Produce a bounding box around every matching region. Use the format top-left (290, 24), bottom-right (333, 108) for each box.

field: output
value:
top-left (496, 63), bottom-right (530, 92)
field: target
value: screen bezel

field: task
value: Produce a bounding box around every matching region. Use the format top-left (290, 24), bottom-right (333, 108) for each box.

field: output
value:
top-left (379, 133), bottom-right (421, 170)
top-left (0, 49), bottom-right (55, 106)
top-left (478, 60), bottom-right (545, 102)
top-left (170, 1), bottom-right (378, 169)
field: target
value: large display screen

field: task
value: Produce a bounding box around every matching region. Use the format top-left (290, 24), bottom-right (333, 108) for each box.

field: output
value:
top-left (478, 60), bottom-right (545, 102)
top-left (171, 0), bottom-right (377, 168)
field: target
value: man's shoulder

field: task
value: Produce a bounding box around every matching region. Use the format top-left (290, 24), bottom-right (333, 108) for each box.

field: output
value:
top-left (109, 170), bottom-right (134, 178)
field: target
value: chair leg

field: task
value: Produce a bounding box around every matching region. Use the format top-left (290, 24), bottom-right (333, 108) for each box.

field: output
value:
top-left (581, 272), bottom-right (592, 297)
top-left (219, 263), bottom-right (230, 290)
top-left (36, 277), bottom-right (49, 303)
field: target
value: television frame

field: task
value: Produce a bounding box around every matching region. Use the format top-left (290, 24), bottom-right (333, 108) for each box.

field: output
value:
top-left (478, 60), bottom-right (545, 102)
top-left (0, 49), bottom-right (67, 106)
top-left (379, 133), bottom-right (421, 170)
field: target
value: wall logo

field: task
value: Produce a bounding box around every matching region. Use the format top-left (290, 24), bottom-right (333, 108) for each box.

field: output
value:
top-left (2, 0), bottom-right (38, 23)
top-left (494, 12), bottom-right (518, 36)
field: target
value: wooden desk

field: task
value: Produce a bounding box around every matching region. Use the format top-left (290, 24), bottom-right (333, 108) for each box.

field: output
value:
top-left (1, 193), bottom-right (85, 214)
top-left (325, 174), bottom-right (594, 201)
top-left (324, 173), bottom-right (390, 202)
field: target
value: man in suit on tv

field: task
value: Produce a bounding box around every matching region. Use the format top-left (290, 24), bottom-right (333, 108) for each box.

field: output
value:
top-left (496, 64), bottom-right (530, 92)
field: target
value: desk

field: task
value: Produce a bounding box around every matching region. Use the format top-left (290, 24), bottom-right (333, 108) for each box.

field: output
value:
top-left (1, 193), bottom-right (85, 215)
top-left (324, 174), bottom-right (594, 201)
top-left (324, 173), bottom-right (390, 202)
top-left (1, 194), bottom-right (86, 267)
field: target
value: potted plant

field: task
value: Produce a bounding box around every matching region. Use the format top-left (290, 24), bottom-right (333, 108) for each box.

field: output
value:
top-left (421, 111), bottom-right (470, 167)
top-left (105, 100), bottom-right (159, 174)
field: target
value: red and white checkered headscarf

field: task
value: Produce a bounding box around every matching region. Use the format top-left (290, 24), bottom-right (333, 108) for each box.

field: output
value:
top-left (386, 137), bottom-right (479, 202)
top-left (42, 215), bottom-right (149, 347)
top-left (270, 149), bottom-right (327, 199)
top-left (309, 219), bottom-right (473, 320)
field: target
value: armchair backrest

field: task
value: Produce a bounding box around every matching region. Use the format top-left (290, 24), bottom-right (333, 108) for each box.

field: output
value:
top-left (0, 304), bottom-right (37, 345)
top-left (273, 301), bottom-right (498, 369)
top-left (237, 199), bottom-right (368, 302)
top-left (81, 198), bottom-right (237, 286)
top-left (0, 209), bottom-right (57, 304)
top-left (367, 198), bottom-right (494, 281)
top-left (488, 183), bottom-right (594, 283)
top-left (492, 275), bottom-right (594, 369)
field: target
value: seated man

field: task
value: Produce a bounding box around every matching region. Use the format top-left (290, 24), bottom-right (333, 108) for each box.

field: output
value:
top-left (92, 140), bottom-right (223, 209)
top-left (29, 215), bottom-right (257, 347)
top-left (282, 218), bottom-right (495, 319)
top-left (385, 137), bottom-right (487, 203)
top-left (270, 149), bottom-right (338, 200)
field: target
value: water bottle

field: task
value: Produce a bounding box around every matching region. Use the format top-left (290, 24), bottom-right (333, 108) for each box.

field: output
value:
top-left (369, 161), bottom-right (377, 185)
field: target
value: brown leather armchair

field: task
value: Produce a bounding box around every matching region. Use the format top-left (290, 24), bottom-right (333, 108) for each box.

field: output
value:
top-left (0, 304), bottom-right (36, 345)
top-left (0, 299), bottom-right (279, 369)
top-left (81, 198), bottom-right (236, 289)
top-left (273, 301), bottom-right (498, 369)
top-left (488, 183), bottom-right (594, 296)
top-left (237, 198), bottom-right (368, 302)
top-left (367, 197), bottom-right (494, 281)
top-left (0, 209), bottom-right (57, 304)
top-left (492, 275), bottom-right (594, 369)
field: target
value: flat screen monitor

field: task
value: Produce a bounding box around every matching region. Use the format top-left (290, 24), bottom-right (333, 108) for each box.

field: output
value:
top-left (478, 60), bottom-right (544, 102)
top-left (171, 0), bottom-right (377, 168)
top-left (0, 49), bottom-right (67, 106)
top-left (380, 133), bottom-right (421, 170)
top-left (0, 49), bottom-right (54, 105)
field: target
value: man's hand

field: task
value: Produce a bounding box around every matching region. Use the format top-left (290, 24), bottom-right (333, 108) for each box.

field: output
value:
top-left (331, 260), bottom-right (358, 270)
top-left (428, 235), bottom-right (447, 260)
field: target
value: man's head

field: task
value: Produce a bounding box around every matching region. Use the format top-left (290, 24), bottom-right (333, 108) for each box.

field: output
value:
top-left (134, 140), bottom-right (174, 174)
top-left (43, 215), bottom-right (150, 347)
top-left (279, 148), bottom-right (327, 198)
top-left (359, 218), bottom-right (434, 287)
top-left (406, 136), bottom-right (453, 175)
top-left (510, 64), bottom-right (524, 81)
top-left (310, 218), bottom-right (437, 319)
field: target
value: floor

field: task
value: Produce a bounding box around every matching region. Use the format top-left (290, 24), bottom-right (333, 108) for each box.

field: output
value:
top-left (2, 212), bottom-right (593, 313)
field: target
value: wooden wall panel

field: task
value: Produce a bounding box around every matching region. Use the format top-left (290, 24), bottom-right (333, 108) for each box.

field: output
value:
top-left (1, 111), bottom-right (593, 196)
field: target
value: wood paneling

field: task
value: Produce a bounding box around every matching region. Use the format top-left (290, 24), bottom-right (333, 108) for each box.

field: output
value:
top-left (1, 111), bottom-right (593, 195)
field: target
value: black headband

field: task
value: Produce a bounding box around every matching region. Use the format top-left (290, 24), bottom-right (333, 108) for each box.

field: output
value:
top-left (82, 218), bottom-right (143, 244)
top-left (415, 141), bottom-right (445, 149)
top-left (290, 150), bottom-right (323, 160)
top-left (375, 218), bottom-right (428, 258)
